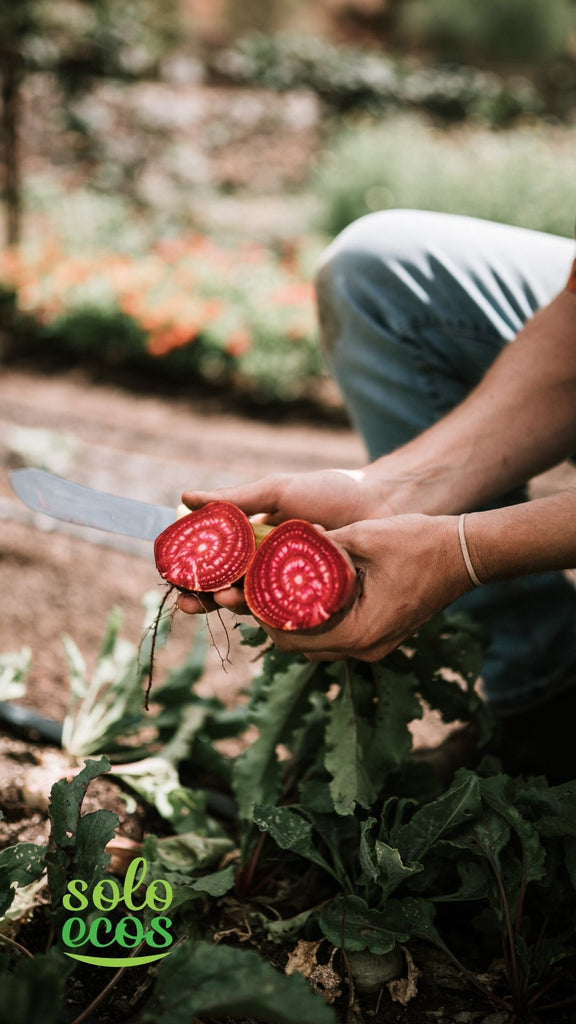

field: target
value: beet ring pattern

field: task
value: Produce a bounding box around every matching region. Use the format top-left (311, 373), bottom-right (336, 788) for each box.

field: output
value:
top-left (154, 500), bottom-right (256, 593)
top-left (244, 519), bottom-right (357, 633)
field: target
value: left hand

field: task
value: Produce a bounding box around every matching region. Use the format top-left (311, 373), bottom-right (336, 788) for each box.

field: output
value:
top-left (263, 513), bottom-right (472, 661)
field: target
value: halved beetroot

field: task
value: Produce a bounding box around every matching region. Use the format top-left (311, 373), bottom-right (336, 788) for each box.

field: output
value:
top-left (244, 519), bottom-right (358, 633)
top-left (154, 500), bottom-right (256, 593)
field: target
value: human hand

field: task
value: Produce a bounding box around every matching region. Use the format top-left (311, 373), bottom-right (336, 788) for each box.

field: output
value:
top-left (181, 468), bottom-right (388, 532)
top-left (177, 468), bottom-right (387, 619)
top-left (251, 513), bottom-right (472, 661)
top-left (178, 513), bottom-right (472, 658)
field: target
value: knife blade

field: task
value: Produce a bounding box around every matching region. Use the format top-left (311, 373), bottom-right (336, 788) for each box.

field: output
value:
top-left (10, 468), bottom-right (176, 540)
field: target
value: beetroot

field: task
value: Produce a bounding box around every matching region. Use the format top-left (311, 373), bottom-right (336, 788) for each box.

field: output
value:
top-left (154, 500), bottom-right (256, 593)
top-left (244, 519), bottom-right (357, 633)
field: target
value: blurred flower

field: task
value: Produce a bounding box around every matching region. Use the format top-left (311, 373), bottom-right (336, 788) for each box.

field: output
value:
top-left (225, 327), bottom-right (252, 357)
top-left (0, 230), bottom-right (321, 401)
top-left (147, 324), bottom-right (197, 356)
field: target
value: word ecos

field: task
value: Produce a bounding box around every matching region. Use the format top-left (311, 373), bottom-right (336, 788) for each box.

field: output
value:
top-left (61, 856), bottom-right (174, 967)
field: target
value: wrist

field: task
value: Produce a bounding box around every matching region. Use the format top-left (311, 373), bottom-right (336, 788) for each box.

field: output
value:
top-left (363, 457), bottom-right (460, 516)
top-left (463, 492), bottom-right (576, 583)
top-left (402, 513), bottom-right (475, 604)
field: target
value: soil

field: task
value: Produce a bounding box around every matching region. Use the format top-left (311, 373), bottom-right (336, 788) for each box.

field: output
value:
top-left (1, 365), bottom-right (574, 1024)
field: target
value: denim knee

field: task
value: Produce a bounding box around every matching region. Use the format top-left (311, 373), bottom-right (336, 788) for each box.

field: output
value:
top-left (316, 209), bottom-right (432, 360)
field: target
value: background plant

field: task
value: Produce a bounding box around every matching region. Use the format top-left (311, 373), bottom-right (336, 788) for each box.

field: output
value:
top-left (0, 230), bottom-right (322, 405)
top-left (213, 32), bottom-right (543, 125)
top-left (1, 605), bottom-right (576, 1020)
top-left (394, 0), bottom-right (576, 67)
top-left (0, 0), bottom-right (181, 244)
top-left (313, 114), bottom-right (576, 238)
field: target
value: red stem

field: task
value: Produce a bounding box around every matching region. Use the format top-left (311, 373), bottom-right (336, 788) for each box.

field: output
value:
top-left (235, 832), bottom-right (267, 898)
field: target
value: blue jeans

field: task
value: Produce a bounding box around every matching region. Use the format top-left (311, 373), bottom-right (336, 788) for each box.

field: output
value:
top-left (316, 209), bottom-right (576, 713)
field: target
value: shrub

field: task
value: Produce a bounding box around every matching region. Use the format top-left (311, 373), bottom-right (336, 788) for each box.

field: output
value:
top-left (212, 32), bottom-right (542, 126)
top-left (0, 234), bottom-right (324, 404)
top-left (313, 115), bottom-right (576, 239)
top-left (395, 0), bottom-right (576, 67)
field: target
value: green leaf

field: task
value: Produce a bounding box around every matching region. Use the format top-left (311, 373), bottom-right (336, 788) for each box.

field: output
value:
top-left (144, 940), bottom-right (335, 1024)
top-left (374, 843), bottom-right (422, 896)
top-left (183, 864), bottom-right (236, 897)
top-left (239, 623), bottom-right (268, 647)
top-left (0, 647), bottom-right (31, 701)
top-left (233, 658), bottom-right (318, 819)
top-left (324, 663), bottom-right (375, 815)
top-left (0, 843), bottom-right (45, 917)
top-left (319, 895), bottom-right (409, 953)
top-left (46, 756), bottom-right (117, 912)
top-left (383, 896), bottom-right (444, 946)
top-left (392, 771), bottom-right (481, 862)
top-left (515, 778), bottom-right (576, 839)
top-left (365, 662), bottom-right (423, 775)
top-left (408, 615), bottom-right (492, 744)
top-left (0, 949), bottom-right (73, 1024)
top-left (480, 775), bottom-right (547, 885)
top-left (61, 592), bottom-right (174, 758)
top-left (360, 817), bottom-right (423, 900)
top-left (266, 907), bottom-right (319, 944)
top-left (289, 692), bottom-right (332, 789)
top-left (432, 855), bottom-right (493, 903)
top-left (411, 614), bottom-right (485, 691)
top-left (115, 756), bottom-right (218, 833)
top-left (253, 804), bottom-right (340, 881)
top-left (138, 839), bottom-right (236, 917)
top-left (151, 630), bottom-right (210, 739)
top-left (143, 832), bottom-right (233, 875)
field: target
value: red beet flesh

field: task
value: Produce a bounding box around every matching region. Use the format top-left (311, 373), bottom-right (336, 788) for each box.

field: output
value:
top-left (154, 501), bottom-right (256, 593)
top-left (244, 519), bottom-right (357, 633)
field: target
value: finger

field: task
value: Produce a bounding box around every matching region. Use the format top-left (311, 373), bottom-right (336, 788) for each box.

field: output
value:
top-left (177, 592), bottom-right (219, 615)
top-left (264, 622), bottom-right (351, 655)
top-left (211, 586), bottom-right (251, 615)
top-left (182, 477), bottom-right (283, 519)
top-left (324, 522), bottom-right (367, 554)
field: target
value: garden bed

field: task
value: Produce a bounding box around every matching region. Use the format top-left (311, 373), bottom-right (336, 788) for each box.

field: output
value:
top-left (1, 368), bottom-right (576, 1024)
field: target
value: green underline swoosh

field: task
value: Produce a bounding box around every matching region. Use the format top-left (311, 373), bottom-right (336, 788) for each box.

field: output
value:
top-left (64, 950), bottom-right (174, 967)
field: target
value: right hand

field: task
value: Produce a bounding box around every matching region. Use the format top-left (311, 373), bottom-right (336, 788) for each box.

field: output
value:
top-left (177, 468), bottom-right (390, 618)
top-left (181, 468), bottom-right (390, 532)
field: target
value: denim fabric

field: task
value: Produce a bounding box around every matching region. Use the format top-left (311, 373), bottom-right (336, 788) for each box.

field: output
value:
top-left (316, 209), bottom-right (576, 711)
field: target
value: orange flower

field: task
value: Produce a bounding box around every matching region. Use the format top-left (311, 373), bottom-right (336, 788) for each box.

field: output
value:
top-left (118, 291), bottom-right (146, 318)
top-left (153, 238), bottom-right (191, 262)
top-left (147, 324), bottom-right (197, 356)
top-left (270, 282), bottom-right (314, 307)
top-left (225, 327), bottom-right (252, 358)
top-left (201, 298), bottom-right (225, 323)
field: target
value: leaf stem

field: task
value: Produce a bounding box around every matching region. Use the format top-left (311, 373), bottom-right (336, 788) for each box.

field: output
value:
top-left (236, 832), bottom-right (267, 898)
top-left (436, 938), bottom-right (510, 1012)
top-left (70, 941), bottom-right (146, 1024)
top-left (0, 933), bottom-right (33, 959)
top-left (475, 836), bottom-right (523, 1010)
top-left (144, 586), bottom-right (174, 710)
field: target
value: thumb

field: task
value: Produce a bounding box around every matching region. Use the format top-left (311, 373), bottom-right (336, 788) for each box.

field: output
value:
top-left (182, 478), bottom-right (282, 519)
top-left (325, 521), bottom-right (373, 562)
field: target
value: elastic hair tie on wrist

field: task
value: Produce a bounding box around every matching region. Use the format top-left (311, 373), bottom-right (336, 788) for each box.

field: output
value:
top-left (458, 513), bottom-right (483, 587)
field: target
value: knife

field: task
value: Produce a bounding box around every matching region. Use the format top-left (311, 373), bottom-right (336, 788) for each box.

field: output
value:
top-left (10, 468), bottom-right (176, 540)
